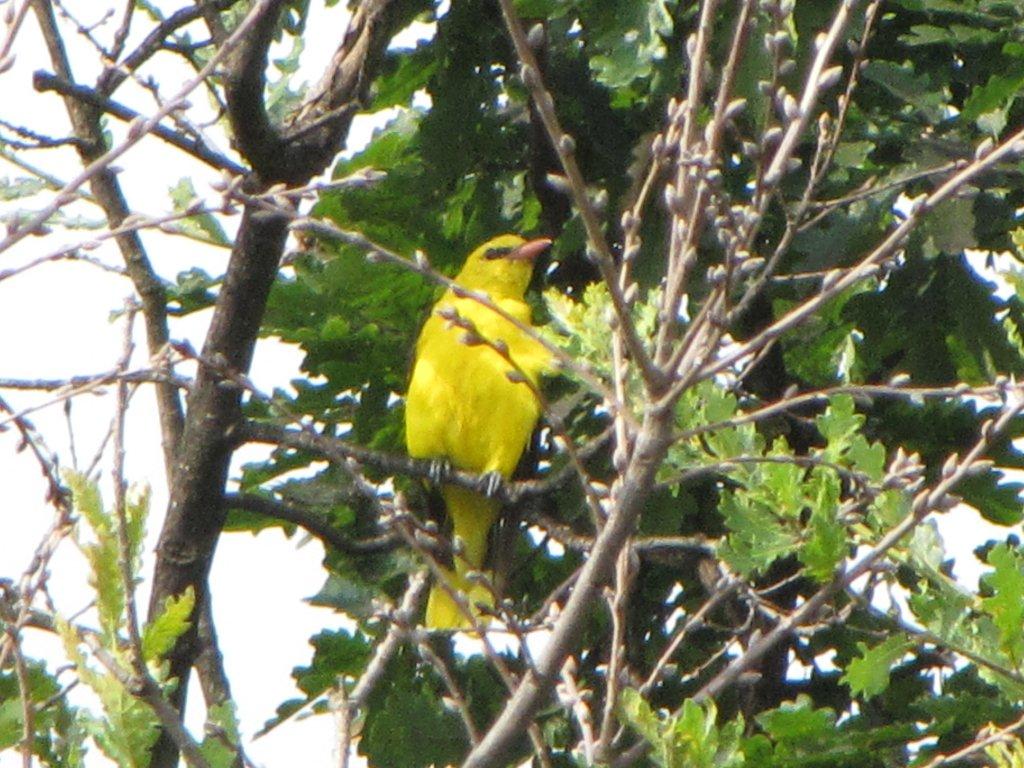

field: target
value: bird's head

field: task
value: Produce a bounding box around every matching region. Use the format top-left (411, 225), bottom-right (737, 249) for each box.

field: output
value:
top-left (453, 234), bottom-right (552, 298)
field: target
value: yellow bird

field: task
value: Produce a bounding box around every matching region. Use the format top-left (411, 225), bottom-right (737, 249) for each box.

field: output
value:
top-left (405, 234), bottom-right (552, 629)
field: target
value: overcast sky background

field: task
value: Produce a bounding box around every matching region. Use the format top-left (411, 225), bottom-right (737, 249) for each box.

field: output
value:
top-left (0, 3), bottom-right (434, 765)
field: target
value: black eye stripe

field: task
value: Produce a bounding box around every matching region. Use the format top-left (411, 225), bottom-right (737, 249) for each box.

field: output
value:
top-left (484, 246), bottom-right (514, 259)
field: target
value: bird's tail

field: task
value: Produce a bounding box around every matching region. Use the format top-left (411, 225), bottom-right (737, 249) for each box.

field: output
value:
top-left (425, 484), bottom-right (500, 629)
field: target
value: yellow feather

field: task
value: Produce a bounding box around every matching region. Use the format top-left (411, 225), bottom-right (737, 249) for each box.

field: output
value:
top-left (405, 234), bottom-right (551, 629)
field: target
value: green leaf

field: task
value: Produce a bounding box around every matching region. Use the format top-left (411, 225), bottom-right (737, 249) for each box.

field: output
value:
top-left (168, 267), bottom-right (219, 316)
top-left (868, 489), bottom-right (912, 531)
top-left (756, 695), bottom-right (836, 743)
top-left (980, 543), bottom-right (1024, 664)
top-left (310, 571), bottom-right (383, 620)
top-left (292, 629), bottom-right (372, 699)
top-left (924, 197), bottom-right (977, 255)
top-left (846, 435), bottom-right (887, 482)
top-left (720, 491), bottom-right (800, 577)
top-left (0, 176), bottom-right (47, 201)
top-left (168, 177), bottom-right (229, 246)
top-left (800, 485), bottom-right (847, 581)
top-left (585, 0), bottom-right (675, 91)
top-left (619, 688), bottom-right (663, 749)
top-left (0, 699), bottom-right (23, 750)
top-left (816, 395), bottom-right (863, 461)
top-left (66, 472), bottom-right (109, 536)
top-left (958, 472), bottom-right (1024, 525)
top-left (200, 701), bottom-right (242, 768)
top-left (360, 657), bottom-right (466, 768)
top-left (67, 474), bottom-right (125, 644)
top-left (843, 636), bottom-right (913, 698)
top-left (861, 60), bottom-right (947, 119)
top-left (961, 71), bottom-right (1024, 125)
top-left (620, 693), bottom-right (745, 768)
top-left (372, 45), bottom-right (437, 110)
top-left (142, 587), bottom-right (195, 663)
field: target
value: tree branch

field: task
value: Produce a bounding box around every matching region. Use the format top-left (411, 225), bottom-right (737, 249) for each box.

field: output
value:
top-left (29, 0), bottom-right (186, 477)
top-left (463, 412), bottom-right (672, 768)
top-left (223, 492), bottom-right (399, 554)
top-left (144, 2), bottom-right (413, 764)
top-left (33, 71), bottom-right (245, 174)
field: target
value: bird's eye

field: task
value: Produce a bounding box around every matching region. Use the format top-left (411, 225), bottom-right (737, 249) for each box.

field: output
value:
top-left (484, 246), bottom-right (513, 260)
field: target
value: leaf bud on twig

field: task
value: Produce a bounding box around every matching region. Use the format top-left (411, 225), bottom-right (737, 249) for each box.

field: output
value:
top-left (765, 30), bottom-right (790, 53)
top-left (940, 452), bottom-right (959, 479)
top-left (821, 269), bottom-right (842, 292)
top-left (738, 257), bottom-right (765, 276)
top-left (762, 126), bottom-right (783, 149)
top-left (781, 92), bottom-right (800, 122)
top-left (520, 63), bottom-right (539, 90)
top-left (650, 133), bottom-right (666, 158)
top-left (707, 264), bottom-right (727, 285)
top-left (962, 459), bottom-right (995, 477)
top-left (527, 23), bottom-right (545, 49)
top-left (724, 98), bottom-right (747, 120)
top-left (546, 173), bottom-right (572, 194)
top-left (127, 116), bottom-right (147, 141)
top-left (818, 65), bottom-right (844, 91)
top-left (121, 213), bottom-right (147, 231)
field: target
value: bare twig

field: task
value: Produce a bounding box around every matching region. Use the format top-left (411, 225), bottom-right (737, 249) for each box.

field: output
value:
top-left (920, 711), bottom-right (1024, 768)
top-left (4, 0), bottom-right (274, 258)
top-left (78, 630), bottom-right (214, 768)
top-left (336, 571), bottom-right (428, 767)
top-left (495, 0), bottom-right (661, 391)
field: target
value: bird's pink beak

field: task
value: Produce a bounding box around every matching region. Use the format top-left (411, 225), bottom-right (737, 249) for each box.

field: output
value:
top-left (508, 237), bottom-right (552, 262)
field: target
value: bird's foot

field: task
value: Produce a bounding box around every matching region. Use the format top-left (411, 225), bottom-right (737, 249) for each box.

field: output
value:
top-left (427, 458), bottom-right (451, 484)
top-left (477, 471), bottom-right (503, 498)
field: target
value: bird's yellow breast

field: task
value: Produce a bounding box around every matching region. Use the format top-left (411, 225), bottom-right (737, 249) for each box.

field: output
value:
top-left (405, 293), bottom-right (548, 478)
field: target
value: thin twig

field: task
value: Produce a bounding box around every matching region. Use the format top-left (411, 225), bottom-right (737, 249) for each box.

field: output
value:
top-left (110, 301), bottom-right (144, 668)
top-left (495, 0), bottom-right (662, 391)
top-left (0, 0), bottom-right (275, 257)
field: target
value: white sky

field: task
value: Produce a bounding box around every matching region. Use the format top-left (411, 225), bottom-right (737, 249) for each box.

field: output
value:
top-left (0, 3), bottom-right (434, 766)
